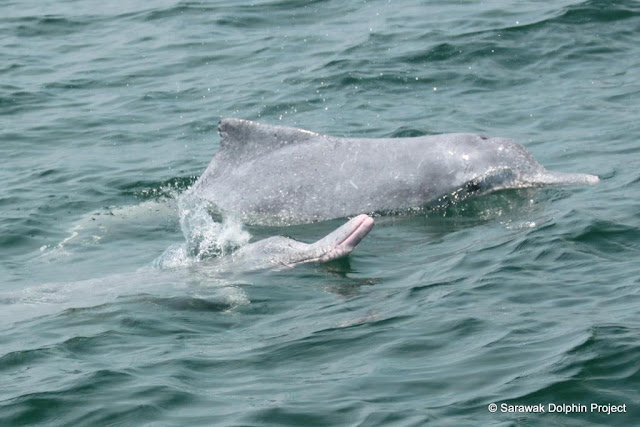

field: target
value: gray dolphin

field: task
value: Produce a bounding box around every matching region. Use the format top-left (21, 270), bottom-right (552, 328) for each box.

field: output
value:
top-left (157, 214), bottom-right (374, 270)
top-left (3, 215), bottom-right (374, 325)
top-left (188, 118), bottom-right (598, 225)
top-left (224, 214), bottom-right (374, 270)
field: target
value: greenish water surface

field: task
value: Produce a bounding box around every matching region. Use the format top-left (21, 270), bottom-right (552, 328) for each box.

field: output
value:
top-left (1, 0), bottom-right (639, 425)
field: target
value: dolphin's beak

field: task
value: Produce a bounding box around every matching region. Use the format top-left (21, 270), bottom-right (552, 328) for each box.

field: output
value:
top-left (309, 214), bottom-right (374, 263)
top-left (521, 170), bottom-right (599, 186)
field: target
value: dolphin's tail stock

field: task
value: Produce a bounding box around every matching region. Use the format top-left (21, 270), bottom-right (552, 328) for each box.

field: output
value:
top-left (522, 169), bottom-right (599, 187)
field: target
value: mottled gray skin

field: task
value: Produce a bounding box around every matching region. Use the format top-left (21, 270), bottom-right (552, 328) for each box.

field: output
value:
top-left (221, 214), bottom-right (373, 270)
top-left (189, 118), bottom-right (599, 225)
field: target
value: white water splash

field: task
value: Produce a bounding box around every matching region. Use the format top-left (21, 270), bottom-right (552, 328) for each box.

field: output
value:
top-left (154, 193), bottom-right (251, 268)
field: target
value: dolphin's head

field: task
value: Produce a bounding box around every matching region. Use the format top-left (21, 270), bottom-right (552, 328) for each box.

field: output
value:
top-left (303, 214), bottom-right (375, 263)
top-left (225, 214), bottom-right (374, 270)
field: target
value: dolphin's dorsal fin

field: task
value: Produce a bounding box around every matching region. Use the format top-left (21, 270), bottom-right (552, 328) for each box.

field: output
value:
top-left (218, 118), bottom-right (322, 159)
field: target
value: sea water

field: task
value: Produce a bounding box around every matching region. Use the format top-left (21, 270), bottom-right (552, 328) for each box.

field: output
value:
top-left (1, 1), bottom-right (639, 425)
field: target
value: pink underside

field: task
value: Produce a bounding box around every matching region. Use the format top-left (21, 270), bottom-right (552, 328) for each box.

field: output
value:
top-left (318, 214), bottom-right (374, 261)
top-left (335, 214), bottom-right (375, 250)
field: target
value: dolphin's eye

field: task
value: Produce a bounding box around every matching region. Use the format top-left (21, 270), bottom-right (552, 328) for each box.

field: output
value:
top-left (466, 181), bottom-right (482, 193)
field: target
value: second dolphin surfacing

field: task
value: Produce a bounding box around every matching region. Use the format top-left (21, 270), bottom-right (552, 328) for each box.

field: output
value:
top-left (157, 214), bottom-right (374, 270)
top-left (228, 214), bottom-right (374, 269)
top-left (189, 118), bottom-right (599, 225)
